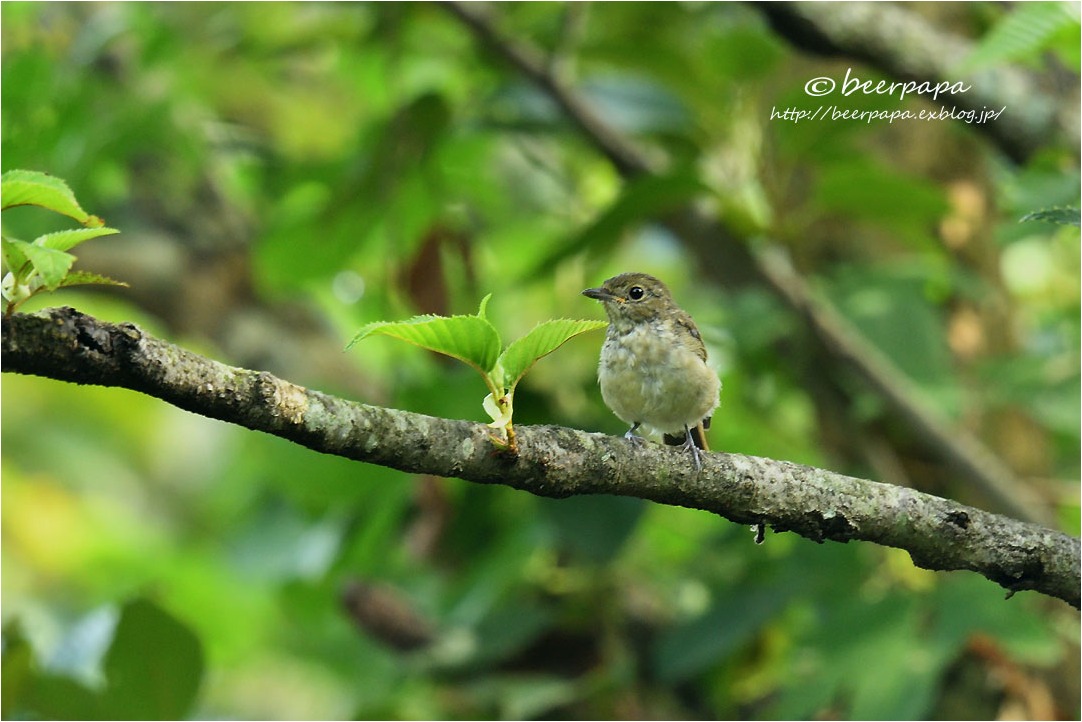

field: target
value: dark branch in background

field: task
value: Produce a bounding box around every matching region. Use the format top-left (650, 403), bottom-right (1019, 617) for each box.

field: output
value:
top-left (443, 0), bottom-right (654, 178)
top-left (439, 1), bottom-right (1055, 527)
top-left (3, 307), bottom-right (1079, 608)
top-left (755, 1), bottom-right (1081, 163)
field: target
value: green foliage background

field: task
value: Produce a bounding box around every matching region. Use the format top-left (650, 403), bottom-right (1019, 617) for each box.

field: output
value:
top-left (2, 3), bottom-right (1079, 719)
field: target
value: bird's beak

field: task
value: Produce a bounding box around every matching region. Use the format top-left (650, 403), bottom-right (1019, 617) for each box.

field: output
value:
top-left (582, 286), bottom-right (615, 302)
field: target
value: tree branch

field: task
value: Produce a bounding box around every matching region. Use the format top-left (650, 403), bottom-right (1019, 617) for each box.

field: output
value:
top-left (438, 0), bottom-right (1055, 527)
top-left (3, 307), bottom-right (1079, 608)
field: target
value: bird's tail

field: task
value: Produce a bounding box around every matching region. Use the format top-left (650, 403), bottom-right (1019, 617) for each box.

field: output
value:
top-left (663, 417), bottom-right (711, 451)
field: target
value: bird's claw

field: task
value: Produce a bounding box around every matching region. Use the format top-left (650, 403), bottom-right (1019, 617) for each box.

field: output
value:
top-left (681, 427), bottom-right (703, 472)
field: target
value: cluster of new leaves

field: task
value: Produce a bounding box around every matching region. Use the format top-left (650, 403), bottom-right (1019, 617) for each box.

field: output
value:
top-left (1, 170), bottom-right (125, 316)
top-left (349, 295), bottom-right (606, 448)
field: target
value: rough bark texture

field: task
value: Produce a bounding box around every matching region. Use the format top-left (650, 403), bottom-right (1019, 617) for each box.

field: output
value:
top-left (3, 307), bottom-right (1079, 608)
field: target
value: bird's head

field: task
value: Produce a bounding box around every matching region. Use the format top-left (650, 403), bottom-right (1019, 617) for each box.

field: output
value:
top-left (582, 272), bottom-right (675, 328)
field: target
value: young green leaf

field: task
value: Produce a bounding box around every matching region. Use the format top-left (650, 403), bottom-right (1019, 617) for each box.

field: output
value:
top-left (58, 271), bottom-right (130, 290)
top-left (2, 238), bottom-right (30, 274)
top-left (1, 170), bottom-right (103, 226)
top-left (497, 319), bottom-right (607, 389)
top-left (348, 294), bottom-right (503, 374)
top-left (5, 239), bottom-right (76, 289)
top-left (36, 227), bottom-right (120, 252)
top-left (483, 392), bottom-right (513, 428)
top-left (348, 314), bottom-right (502, 375)
top-left (348, 296), bottom-right (604, 442)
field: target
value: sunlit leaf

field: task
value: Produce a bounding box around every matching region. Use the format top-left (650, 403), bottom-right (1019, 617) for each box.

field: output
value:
top-left (1, 170), bottom-right (103, 226)
top-left (36, 226), bottom-right (120, 252)
top-left (6, 239), bottom-right (75, 289)
top-left (1, 237), bottom-right (30, 274)
top-left (58, 271), bottom-right (129, 290)
top-left (348, 298), bottom-right (502, 375)
top-left (497, 318), bottom-right (607, 390)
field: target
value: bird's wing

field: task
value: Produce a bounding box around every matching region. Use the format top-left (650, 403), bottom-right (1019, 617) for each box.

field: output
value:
top-left (675, 311), bottom-right (708, 362)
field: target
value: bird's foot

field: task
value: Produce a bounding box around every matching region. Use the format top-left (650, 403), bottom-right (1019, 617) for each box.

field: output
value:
top-left (681, 427), bottom-right (703, 472)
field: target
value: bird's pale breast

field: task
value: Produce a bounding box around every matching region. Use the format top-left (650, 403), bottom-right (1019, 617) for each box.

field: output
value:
top-left (598, 322), bottom-right (720, 435)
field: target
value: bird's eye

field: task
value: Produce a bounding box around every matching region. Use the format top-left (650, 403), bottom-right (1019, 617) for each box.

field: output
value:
top-left (628, 286), bottom-right (645, 300)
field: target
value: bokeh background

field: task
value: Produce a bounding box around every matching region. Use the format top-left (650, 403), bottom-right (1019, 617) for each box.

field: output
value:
top-left (2, 2), bottom-right (1079, 719)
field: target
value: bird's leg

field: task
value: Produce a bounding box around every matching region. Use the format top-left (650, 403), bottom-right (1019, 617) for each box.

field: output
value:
top-left (681, 424), bottom-right (703, 472)
top-left (624, 422), bottom-right (644, 445)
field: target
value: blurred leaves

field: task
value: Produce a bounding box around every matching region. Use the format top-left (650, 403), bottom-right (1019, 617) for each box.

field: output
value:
top-left (100, 599), bottom-right (204, 720)
top-left (2, 599), bottom-right (204, 720)
top-left (534, 168), bottom-right (706, 274)
top-left (541, 494), bottom-right (647, 564)
top-left (959, 1), bottom-right (1081, 72)
top-left (2, 2), bottom-right (1078, 720)
top-left (653, 586), bottom-right (788, 686)
top-left (1021, 206), bottom-right (1081, 227)
top-left (812, 160), bottom-right (949, 242)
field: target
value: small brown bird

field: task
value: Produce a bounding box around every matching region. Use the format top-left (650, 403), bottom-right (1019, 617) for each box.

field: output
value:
top-left (583, 272), bottom-right (721, 470)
